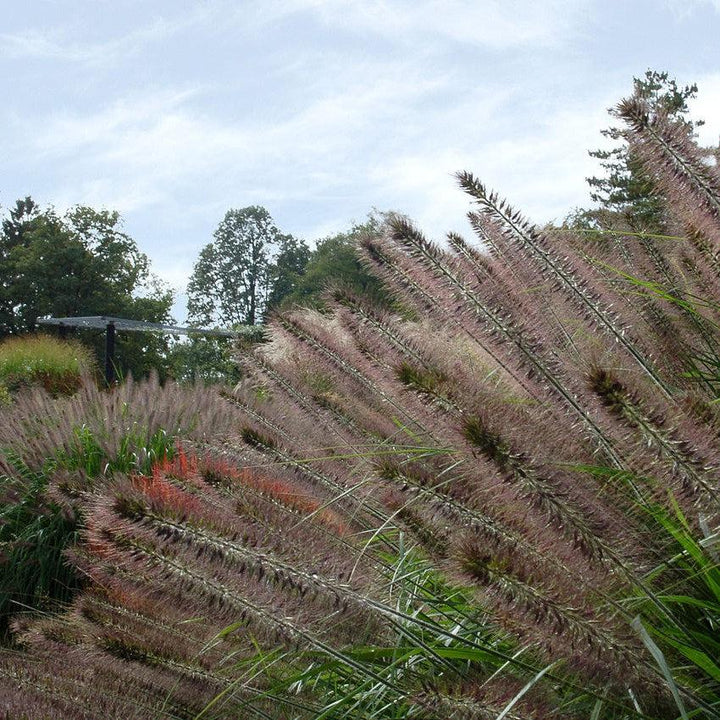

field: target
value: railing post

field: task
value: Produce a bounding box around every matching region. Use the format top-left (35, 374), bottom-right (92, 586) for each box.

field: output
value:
top-left (105, 322), bottom-right (116, 385)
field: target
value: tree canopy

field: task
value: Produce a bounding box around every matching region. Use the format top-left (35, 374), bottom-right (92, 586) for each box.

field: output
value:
top-left (275, 213), bottom-right (393, 311)
top-left (187, 206), bottom-right (308, 327)
top-left (583, 70), bottom-right (703, 230)
top-left (0, 198), bottom-right (174, 379)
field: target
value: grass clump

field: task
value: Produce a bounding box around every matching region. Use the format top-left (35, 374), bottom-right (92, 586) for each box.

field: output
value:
top-left (0, 456), bottom-right (81, 640)
top-left (0, 334), bottom-right (94, 396)
top-left (0, 376), bottom-right (236, 643)
top-left (0, 426), bottom-right (178, 642)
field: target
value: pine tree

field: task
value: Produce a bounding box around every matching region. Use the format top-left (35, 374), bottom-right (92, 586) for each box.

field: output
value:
top-left (585, 70), bottom-right (703, 230)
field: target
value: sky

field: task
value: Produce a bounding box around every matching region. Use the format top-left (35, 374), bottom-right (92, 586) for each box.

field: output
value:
top-left (2, 0), bottom-right (720, 322)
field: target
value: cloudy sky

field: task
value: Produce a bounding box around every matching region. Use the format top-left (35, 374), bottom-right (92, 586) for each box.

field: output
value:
top-left (2, 0), bottom-right (720, 321)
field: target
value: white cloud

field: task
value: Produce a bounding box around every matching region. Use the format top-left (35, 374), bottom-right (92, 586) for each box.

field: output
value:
top-left (25, 56), bottom-right (448, 215)
top-left (0, 12), bottom-right (204, 64)
top-left (255, 0), bottom-right (590, 49)
top-left (17, 42), bottom-right (621, 262)
top-left (364, 81), bottom-right (619, 240)
top-left (694, 72), bottom-right (720, 146)
top-left (3, 0), bottom-right (716, 323)
top-left (33, 89), bottom-right (201, 154)
top-left (0, 29), bottom-right (74, 60)
top-left (663, 0), bottom-right (720, 17)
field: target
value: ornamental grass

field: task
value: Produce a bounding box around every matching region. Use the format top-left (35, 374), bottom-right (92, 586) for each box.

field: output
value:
top-left (1, 93), bottom-right (720, 719)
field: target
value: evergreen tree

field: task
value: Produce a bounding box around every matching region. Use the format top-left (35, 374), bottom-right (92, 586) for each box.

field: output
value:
top-left (585, 70), bottom-right (703, 230)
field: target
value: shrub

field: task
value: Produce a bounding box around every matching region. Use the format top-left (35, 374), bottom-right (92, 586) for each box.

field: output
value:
top-left (0, 334), bottom-right (94, 396)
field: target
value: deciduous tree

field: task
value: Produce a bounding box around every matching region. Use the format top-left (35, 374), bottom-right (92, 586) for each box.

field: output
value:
top-left (276, 213), bottom-right (393, 311)
top-left (0, 199), bottom-right (174, 378)
top-left (187, 206), bottom-right (304, 327)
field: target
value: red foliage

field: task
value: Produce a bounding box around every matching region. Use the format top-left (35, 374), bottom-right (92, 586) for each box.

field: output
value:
top-left (146, 446), bottom-right (349, 535)
top-left (131, 461), bottom-right (203, 517)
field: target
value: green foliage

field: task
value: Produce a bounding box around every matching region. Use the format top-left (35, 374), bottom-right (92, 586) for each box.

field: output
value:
top-left (188, 206), bottom-right (308, 327)
top-left (276, 214), bottom-right (393, 311)
top-left (0, 334), bottom-right (95, 395)
top-left (631, 497), bottom-right (720, 715)
top-left (571, 465), bottom-right (720, 717)
top-left (0, 423), bottom-right (177, 641)
top-left (236, 547), bottom-right (529, 720)
top-left (0, 457), bottom-right (80, 641)
top-left (167, 335), bottom-right (243, 385)
top-left (56, 424), bottom-right (176, 478)
top-left (0, 376), bottom-right (236, 647)
top-left (0, 199), bottom-right (175, 379)
top-left (267, 235), bottom-right (313, 313)
top-left (584, 70), bottom-right (703, 230)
